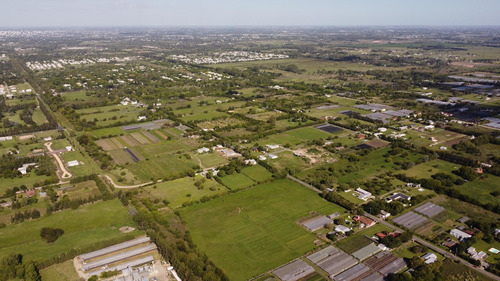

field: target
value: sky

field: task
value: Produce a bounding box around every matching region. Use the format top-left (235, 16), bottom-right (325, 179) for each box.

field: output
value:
top-left (1, 0), bottom-right (499, 27)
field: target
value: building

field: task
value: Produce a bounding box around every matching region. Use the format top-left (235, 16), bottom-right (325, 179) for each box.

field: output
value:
top-left (353, 216), bottom-right (375, 228)
top-left (380, 210), bottom-right (391, 219)
top-left (335, 225), bottom-right (351, 234)
top-left (18, 163), bottom-right (36, 175)
top-left (385, 193), bottom-right (411, 203)
top-left (355, 188), bottom-right (372, 201)
top-left (67, 160), bottom-right (79, 167)
top-left (268, 154), bottom-right (278, 160)
top-left (457, 216), bottom-right (470, 224)
top-left (244, 159), bottom-right (257, 165)
top-left (266, 144), bottom-right (280, 150)
top-left (450, 229), bottom-right (472, 242)
top-left (422, 253), bottom-right (437, 264)
top-left (197, 147), bottom-right (210, 154)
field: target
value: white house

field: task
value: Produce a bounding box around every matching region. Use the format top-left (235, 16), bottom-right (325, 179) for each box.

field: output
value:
top-left (245, 159), bottom-right (257, 165)
top-left (137, 116), bottom-right (147, 121)
top-left (197, 147), bottom-right (210, 154)
top-left (422, 253), bottom-right (437, 264)
top-left (268, 154), bottom-right (278, 160)
top-left (355, 188), bottom-right (372, 201)
top-left (266, 144), bottom-right (281, 150)
top-left (258, 155), bottom-right (267, 161)
top-left (335, 225), bottom-right (351, 234)
top-left (380, 210), bottom-right (391, 219)
top-left (65, 146), bottom-right (74, 152)
top-left (67, 160), bottom-right (79, 167)
top-left (450, 229), bottom-right (472, 242)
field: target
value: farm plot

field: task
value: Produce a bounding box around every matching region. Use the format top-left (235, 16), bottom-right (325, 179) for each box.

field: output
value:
top-left (143, 176), bottom-right (227, 209)
top-left (392, 211), bottom-right (429, 230)
top-left (241, 165), bottom-right (274, 182)
top-left (219, 173), bottom-right (255, 190)
top-left (286, 127), bottom-right (332, 141)
top-left (180, 179), bottom-right (345, 281)
top-left (0, 200), bottom-right (141, 262)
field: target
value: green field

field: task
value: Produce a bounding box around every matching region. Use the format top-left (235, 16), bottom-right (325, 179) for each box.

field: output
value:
top-left (241, 165), bottom-right (274, 182)
top-left (455, 175), bottom-right (500, 205)
top-left (40, 259), bottom-right (80, 281)
top-left (219, 172), bottom-right (256, 190)
top-left (180, 179), bottom-right (345, 281)
top-left (404, 159), bottom-right (460, 179)
top-left (286, 127), bottom-right (332, 141)
top-left (144, 176), bottom-right (228, 208)
top-left (0, 200), bottom-right (141, 262)
top-left (0, 172), bottom-right (51, 195)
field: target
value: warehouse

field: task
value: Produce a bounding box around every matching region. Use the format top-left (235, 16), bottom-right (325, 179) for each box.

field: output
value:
top-left (80, 236), bottom-right (151, 261)
top-left (414, 202), bottom-right (445, 218)
top-left (307, 247), bottom-right (358, 277)
top-left (83, 244), bottom-right (157, 271)
top-left (272, 259), bottom-right (315, 281)
top-left (352, 243), bottom-right (381, 261)
top-left (392, 211), bottom-right (428, 229)
top-left (333, 263), bottom-right (370, 281)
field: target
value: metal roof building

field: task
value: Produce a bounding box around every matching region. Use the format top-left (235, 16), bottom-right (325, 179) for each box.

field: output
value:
top-left (414, 202), bottom-right (445, 218)
top-left (352, 243), bottom-right (381, 261)
top-left (272, 259), bottom-right (315, 281)
top-left (80, 236), bottom-right (151, 261)
top-left (83, 244), bottom-right (157, 271)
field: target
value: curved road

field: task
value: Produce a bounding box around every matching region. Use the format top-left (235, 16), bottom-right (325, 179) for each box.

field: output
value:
top-left (101, 175), bottom-right (154, 189)
top-left (45, 142), bottom-right (72, 180)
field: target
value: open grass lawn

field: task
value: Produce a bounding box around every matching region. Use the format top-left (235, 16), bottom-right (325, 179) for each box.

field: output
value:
top-left (32, 108), bottom-right (48, 125)
top-left (144, 176), bottom-right (228, 209)
top-left (196, 152), bottom-right (228, 168)
top-left (286, 127), bottom-right (332, 141)
top-left (180, 179), bottom-right (345, 281)
top-left (253, 132), bottom-right (304, 147)
top-left (126, 155), bottom-right (198, 181)
top-left (220, 172), bottom-right (256, 190)
top-left (76, 105), bottom-right (142, 127)
top-left (403, 159), bottom-right (460, 179)
top-left (241, 165), bottom-right (274, 182)
top-left (0, 199), bottom-right (141, 262)
top-left (40, 259), bottom-right (80, 281)
top-left (0, 172), bottom-right (51, 195)
top-left (455, 175), bottom-right (500, 205)
top-left (61, 180), bottom-right (100, 200)
top-left (269, 151), bottom-right (311, 174)
top-left (62, 91), bottom-right (90, 101)
top-left (90, 126), bottom-right (134, 138)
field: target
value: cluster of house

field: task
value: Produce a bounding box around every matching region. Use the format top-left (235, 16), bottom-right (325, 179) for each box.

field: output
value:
top-left (212, 145), bottom-right (240, 158)
top-left (170, 51), bottom-right (288, 64)
top-left (26, 57), bottom-right (135, 71)
top-left (334, 215), bottom-right (376, 235)
top-left (354, 188), bottom-right (372, 201)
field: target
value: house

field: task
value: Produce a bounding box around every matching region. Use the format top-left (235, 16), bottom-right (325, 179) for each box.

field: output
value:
top-left (440, 146), bottom-right (447, 150)
top-left (385, 193), bottom-right (411, 202)
top-left (44, 137), bottom-right (52, 141)
top-left (65, 146), bottom-right (74, 152)
top-left (258, 155), bottom-right (267, 161)
top-left (67, 160), bottom-right (79, 167)
top-left (335, 225), bottom-right (351, 234)
top-left (380, 210), bottom-right (391, 219)
top-left (244, 159), bottom-right (257, 165)
top-left (355, 188), bottom-right (372, 201)
top-left (457, 216), bottom-right (469, 224)
top-left (376, 233), bottom-right (386, 239)
top-left (137, 116), bottom-right (147, 121)
top-left (422, 253), bottom-right (437, 264)
top-left (197, 147), bottom-right (210, 154)
top-left (442, 240), bottom-right (458, 248)
top-left (353, 216), bottom-right (375, 228)
top-left (450, 229), bottom-right (472, 242)
top-left (268, 154), bottom-right (278, 160)
top-left (18, 163), bottom-right (36, 175)
top-left (266, 144), bottom-right (280, 150)
top-left (26, 190), bottom-right (36, 198)
top-left (328, 212), bottom-right (340, 219)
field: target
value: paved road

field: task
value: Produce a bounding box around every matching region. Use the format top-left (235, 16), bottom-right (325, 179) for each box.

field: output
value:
top-left (286, 174), bottom-right (321, 194)
top-left (364, 213), bottom-right (500, 281)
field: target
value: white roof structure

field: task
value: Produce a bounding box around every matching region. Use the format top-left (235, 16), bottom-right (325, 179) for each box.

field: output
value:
top-left (335, 225), bottom-right (351, 234)
top-left (422, 253), bottom-right (437, 264)
top-left (450, 229), bottom-right (471, 241)
top-left (67, 160), bottom-right (79, 167)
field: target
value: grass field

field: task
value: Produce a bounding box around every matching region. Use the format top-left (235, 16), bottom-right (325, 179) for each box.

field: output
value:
top-left (269, 151), bottom-right (311, 174)
top-left (0, 200), bottom-right (141, 262)
top-left (241, 165), bottom-right (274, 182)
top-left (220, 172), bottom-right (256, 190)
top-left (404, 159), bottom-right (460, 179)
top-left (180, 179), bottom-right (345, 281)
top-left (286, 127), bottom-right (333, 141)
top-left (455, 175), bottom-right (500, 205)
top-left (0, 172), bottom-right (51, 195)
top-left (40, 259), bottom-right (80, 281)
top-left (126, 156), bottom-right (198, 181)
top-left (196, 152), bottom-right (228, 168)
top-left (144, 176), bottom-right (228, 208)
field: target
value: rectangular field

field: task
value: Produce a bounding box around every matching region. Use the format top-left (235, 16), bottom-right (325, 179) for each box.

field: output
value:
top-left (180, 179), bottom-right (345, 281)
top-left (0, 200), bottom-right (141, 262)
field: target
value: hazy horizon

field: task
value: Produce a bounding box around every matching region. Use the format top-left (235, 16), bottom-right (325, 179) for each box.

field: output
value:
top-left (1, 0), bottom-right (499, 28)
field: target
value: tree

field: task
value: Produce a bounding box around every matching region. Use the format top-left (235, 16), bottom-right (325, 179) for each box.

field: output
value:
top-left (24, 262), bottom-right (41, 281)
top-left (40, 227), bottom-right (64, 243)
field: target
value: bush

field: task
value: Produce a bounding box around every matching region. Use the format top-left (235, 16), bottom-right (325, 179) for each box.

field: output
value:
top-left (40, 228), bottom-right (64, 243)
